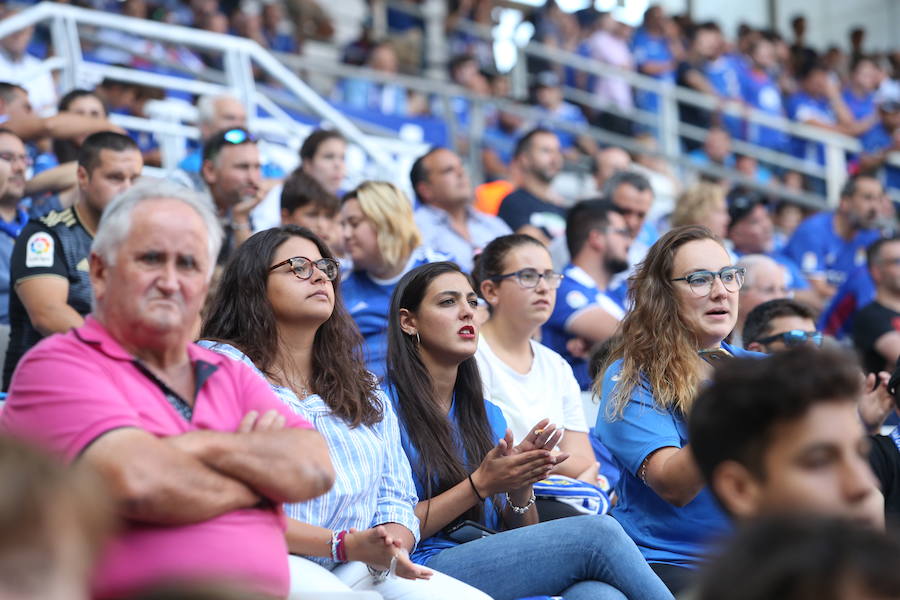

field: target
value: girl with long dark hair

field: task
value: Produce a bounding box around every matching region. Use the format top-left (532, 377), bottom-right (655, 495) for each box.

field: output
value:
top-left (201, 226), bottom-right (487, 599)
top-left (385, 260), bottom-right (673, 600)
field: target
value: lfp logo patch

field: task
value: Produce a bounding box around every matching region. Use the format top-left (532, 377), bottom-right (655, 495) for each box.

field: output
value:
top-left (25, 232), bottom-right (54, 268)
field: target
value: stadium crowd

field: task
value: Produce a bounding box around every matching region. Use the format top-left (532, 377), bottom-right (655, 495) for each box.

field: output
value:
top-left (5, 1), bottom-right (900, 599)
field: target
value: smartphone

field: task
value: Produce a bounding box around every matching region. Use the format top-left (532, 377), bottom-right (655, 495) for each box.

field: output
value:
top-left (444, 520), bottom-right (497, 543)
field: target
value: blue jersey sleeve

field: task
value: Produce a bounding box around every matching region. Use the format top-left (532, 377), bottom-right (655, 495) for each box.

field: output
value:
top-left (594, 360), bottom-right (684, 477)
top-left (784, 220), bottom-right (825, 277)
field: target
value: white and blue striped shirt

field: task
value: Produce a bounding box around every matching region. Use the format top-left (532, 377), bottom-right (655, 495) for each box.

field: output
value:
top-left (200, 341), bottom-right (421, 568)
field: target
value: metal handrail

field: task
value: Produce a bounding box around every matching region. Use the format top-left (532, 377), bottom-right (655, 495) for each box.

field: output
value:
top-left (277, 52), bottom-right (824, 209)
top-left (0, 2), bottom-right (395, 173)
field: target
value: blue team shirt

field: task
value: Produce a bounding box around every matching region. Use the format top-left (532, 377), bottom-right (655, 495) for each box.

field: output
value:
top-left (595, 341), bottom-right (757, 567)
top-left (786, 92), bottom-right (835, 165)
top-left (843, 88), bottom-right (876, 122)
top-left (386, 385), bottom-right (508, 566)
top-left (541, 264), bottom-right (625, 390)
top-left (632, 28), bottom-right (675, 114)
top-left (705, 54), bottom-right (744, 139)
top-left (820, 265), bottom-right (876, 340)
top-left (861, 123), bottom-right (900, 191)
top-left (784, 211), bottom-right (880, 287)
top-left (739, 67), bottom-right (788, 151)
top-left (342, 247), bottom-right (448, 381)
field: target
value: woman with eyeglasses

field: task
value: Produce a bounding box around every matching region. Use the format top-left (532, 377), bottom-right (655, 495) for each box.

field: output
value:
top-left (595, 225), bottom-right (760, 595)
top-left (385, 260), bottom-right (673, 600)
top-left (341, 181), bottom-right (448, 381)
top-left (473, 234), bottom-right (602, 493)
top-left (200, 226), bottom-right (488, 600)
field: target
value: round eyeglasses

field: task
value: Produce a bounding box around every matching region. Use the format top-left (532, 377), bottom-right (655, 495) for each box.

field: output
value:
top-left (269, 256), bottom-right (340, 281)
top-left (670, 266), bottom-right (746, 297)
top-left (490, 268), bottom-right (564, 289)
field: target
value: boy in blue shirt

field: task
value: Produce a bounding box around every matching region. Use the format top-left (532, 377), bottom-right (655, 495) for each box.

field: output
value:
top-left (690, 346), bottom-right (883, 529)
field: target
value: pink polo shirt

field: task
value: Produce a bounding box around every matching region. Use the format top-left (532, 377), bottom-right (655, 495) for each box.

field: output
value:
top-left (1, 316), bottom-right (313, 598)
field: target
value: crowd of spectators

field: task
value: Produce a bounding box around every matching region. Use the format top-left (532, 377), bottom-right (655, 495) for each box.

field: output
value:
top-left (7, 1), bottom-right (900, 599)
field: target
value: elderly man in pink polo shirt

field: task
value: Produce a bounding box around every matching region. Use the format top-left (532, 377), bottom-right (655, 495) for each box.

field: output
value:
top-left (0, 178), bottom-right (335, 598)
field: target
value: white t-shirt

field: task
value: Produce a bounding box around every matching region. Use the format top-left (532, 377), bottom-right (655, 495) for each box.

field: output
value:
top-left (475, 336), bottom-right (587, 445)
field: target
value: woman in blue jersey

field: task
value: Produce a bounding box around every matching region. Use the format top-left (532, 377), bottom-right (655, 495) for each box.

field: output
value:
top-left (384, 261), bottom-right (673, 600)
top-left (200, 226), bottom-right (487, 599)
top-left (596, 225), bottom-right (758, 594)
top-left (340, 181), bottom-right (447, 380)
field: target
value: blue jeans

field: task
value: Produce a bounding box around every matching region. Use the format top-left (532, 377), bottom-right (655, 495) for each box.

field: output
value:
top-left (425, 515), bottom-right (674, 600)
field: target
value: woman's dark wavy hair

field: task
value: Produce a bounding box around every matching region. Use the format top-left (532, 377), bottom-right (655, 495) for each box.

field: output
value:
top-left (386, 261), bottom-right (496, 526)
top-left (201, 225), bottom-right (381, 427)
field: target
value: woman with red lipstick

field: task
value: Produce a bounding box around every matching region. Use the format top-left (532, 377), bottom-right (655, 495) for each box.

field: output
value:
top-left (200, 226), bottom-right (487, 599)
top-left (595, 225), bottom-right (759, 595)
top-left (384, 261), bottom-right (674, 600)
top-left (473, 234), bottom-right (601, 491)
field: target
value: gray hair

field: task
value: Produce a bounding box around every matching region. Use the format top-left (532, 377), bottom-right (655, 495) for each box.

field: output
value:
top-left (602, 170), bottom-right (652, 199)
top-left (91, 177), bottom-right (223, 279)
top-left (736, 253), bottom-right (785, 290)
top-left (195, 93), bottom-right (239, 127)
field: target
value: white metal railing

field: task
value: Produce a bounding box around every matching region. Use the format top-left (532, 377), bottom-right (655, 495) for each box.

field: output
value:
top-left (0, 2), bottom-right (412, 180)
top-left (374, 0), bottom-right (900, 209)
top-left (278, 50), bottom-right (826, 210)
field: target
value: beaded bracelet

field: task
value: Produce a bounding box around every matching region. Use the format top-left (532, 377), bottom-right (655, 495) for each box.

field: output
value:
top-left (506, 490), bottom-right (536, 514)
top-left (330, 530), bottom-right (341, 562)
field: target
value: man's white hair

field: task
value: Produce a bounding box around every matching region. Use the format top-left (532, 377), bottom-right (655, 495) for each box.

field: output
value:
top-left (195, 92), bottom-right (240, 127)
top-left (91, 177), bottom-right (223, 279)
top-left (736, 253), bottom-right (786, 291)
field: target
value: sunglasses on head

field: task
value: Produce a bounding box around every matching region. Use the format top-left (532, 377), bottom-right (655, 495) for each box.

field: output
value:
top-left (757, 329), bottom-right (823, 348)
top-left (203, 128), bottom-right (257, 161)
top-left (221, 128), bottom-right (256, 145)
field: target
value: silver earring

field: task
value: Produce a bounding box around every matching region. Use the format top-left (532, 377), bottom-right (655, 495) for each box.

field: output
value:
top-left (411, 331), bottom-right (420, 346)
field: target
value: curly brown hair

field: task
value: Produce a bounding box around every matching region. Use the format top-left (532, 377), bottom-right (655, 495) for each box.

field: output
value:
top-left (201, 225), bottom-right (382, 427)
top-left (598, 225), bottom-right (725, 418)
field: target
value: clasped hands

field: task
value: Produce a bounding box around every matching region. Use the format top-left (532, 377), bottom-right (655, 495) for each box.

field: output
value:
top-left (470, 418), bottom-right (570, 497)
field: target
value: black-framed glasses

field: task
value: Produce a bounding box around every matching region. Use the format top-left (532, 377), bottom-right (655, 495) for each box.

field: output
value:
top-left (269, 256), bottom-right (340, 281)
top-left (671, 266), bottom-right (745, 296)
top-left (757, 329), bottom-right (823, 348)
top-left (490, 268), bottom-right (564, 289)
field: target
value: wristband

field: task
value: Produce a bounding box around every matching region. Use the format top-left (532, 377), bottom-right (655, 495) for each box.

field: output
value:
top-left (468, 473), bottom-right (485, 502)
top-left (336, 529), bottom-right (348, 562)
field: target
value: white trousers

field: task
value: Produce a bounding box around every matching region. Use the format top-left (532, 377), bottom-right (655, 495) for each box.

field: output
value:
top-left (287, 555), bottom-right (491, 600)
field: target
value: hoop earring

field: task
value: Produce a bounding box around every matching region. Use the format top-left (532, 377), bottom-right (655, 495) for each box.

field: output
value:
top-left (415, 332), bottom-right (421, 346)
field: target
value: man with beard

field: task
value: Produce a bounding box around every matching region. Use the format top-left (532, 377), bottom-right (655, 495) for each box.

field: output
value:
top-left (541, 199), bottom-right (631, 390)
top-left (497, 128), bottom-right (567, 246)
top-left (3, 131), bottom-right (142, 390)
top-left (200, 127), bottom-right (262, 264)
top-left (784, 174), bottom-right (884, 299)
top-left (411, 147), bottom-right (510, 273)
top-left (853, 236), bottom-right (900, 374)
top-left (0, 130), bottom-right (30, 333)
